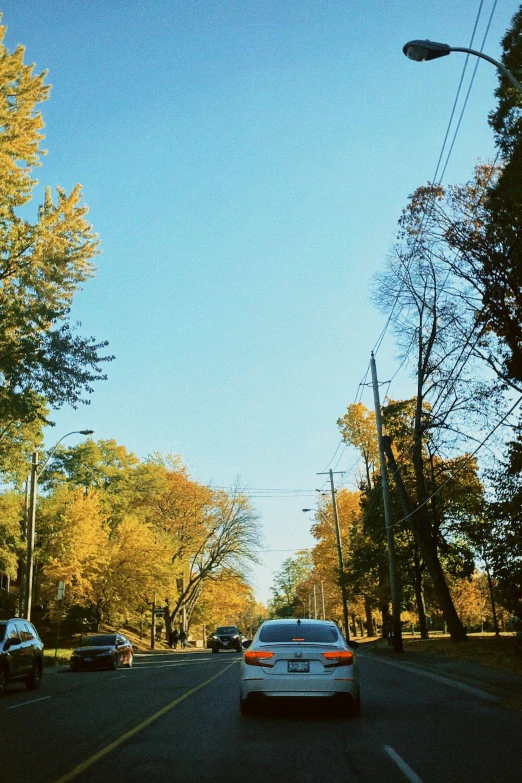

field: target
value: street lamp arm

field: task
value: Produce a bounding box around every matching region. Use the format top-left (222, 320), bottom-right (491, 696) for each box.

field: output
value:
top-left (38, 429), bottom-right (94, 476)
top-left (403, 39), bottom-right (522, 96)
top-left (448, 47), bottom-right (522, 94)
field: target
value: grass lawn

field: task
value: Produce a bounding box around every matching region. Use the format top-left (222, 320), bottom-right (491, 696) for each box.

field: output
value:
top-left (386, 634), bottom-right (522, 678)
top-left (43, 648), bottom-right (72, 667)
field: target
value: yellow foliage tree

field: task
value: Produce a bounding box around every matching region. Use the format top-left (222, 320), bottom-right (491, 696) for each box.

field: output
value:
top-left (337, 403), bottom-right (379, 489)
top-left (38, 488), bottom-right (110, 607)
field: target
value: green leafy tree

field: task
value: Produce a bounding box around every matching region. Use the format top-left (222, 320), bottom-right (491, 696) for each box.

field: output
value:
top-left (269, 553), bottom-right (313, 618)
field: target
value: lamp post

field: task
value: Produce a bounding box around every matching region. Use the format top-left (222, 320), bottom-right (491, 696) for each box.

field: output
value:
top-left (403, 39), bottom-right (522, 95)
top-left (24, 429), bottom-right (94, 621)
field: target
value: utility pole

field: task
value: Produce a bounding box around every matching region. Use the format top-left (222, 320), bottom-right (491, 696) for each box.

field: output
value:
top-left (25, 451), bottom-right (39, 622)
top-left (317, 469), bottom-right (350, 641)
top-left (313, 584), bottom-right (317, 619)
top-left (151, 594), bottom-right (156, 649)
top-left (321, 581), bottom-right (326, 619)
top-left (370, 352), bottom-right (403, 653)
top-left (181, 574), bottom-right (187, 634)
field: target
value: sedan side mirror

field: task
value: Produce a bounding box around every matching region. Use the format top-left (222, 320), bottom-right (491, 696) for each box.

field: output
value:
top-left (242, 639), bottom-right (252, 649)
top-left (348, 640), bottom-right (359, 650)
top-left (5, 636), bottom-right (22, 649)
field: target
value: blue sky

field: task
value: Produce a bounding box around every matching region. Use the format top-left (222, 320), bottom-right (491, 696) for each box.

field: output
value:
top-left (3, 0), bottom-right (518, 601)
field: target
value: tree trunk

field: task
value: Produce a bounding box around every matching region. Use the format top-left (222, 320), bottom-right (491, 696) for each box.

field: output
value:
top-left (381, 604), bottom-right (391, 640)
top-left (383, 435), bottom-right (466, 642)
top-left (413, 545), bottom-right (429, 639)
top-left (364, 597), bottom-right (375, 636)
top-left (485, 560), bottom-right (500, 637)
top-left (351, 613), bottom-right (357, 637)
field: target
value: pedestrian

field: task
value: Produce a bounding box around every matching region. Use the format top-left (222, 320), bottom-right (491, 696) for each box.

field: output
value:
top-left (156, 622), bottom-right (163, 643)
top-left (170, 628), bottom-right (179, 649)
top-left (179, 627), bottom-right (187, 649)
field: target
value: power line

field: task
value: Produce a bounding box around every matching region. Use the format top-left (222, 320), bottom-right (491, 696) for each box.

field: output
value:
top-left (390, 394), bottom-right (522, 531)
top-left (371, 0), bottom-right (493, 360)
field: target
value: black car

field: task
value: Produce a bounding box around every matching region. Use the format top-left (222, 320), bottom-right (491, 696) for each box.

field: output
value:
top-left (70, 633), bottom-right (133, 671)
top-left (209, 626), bottom-right (243, 654)
top-left (0, 618), bottom-right (44, 697)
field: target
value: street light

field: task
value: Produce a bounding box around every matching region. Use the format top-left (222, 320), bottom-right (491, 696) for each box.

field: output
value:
top-left (403, 39), bottom-right (522, 95)
top-left (24, 429), bottom-right (94, 620)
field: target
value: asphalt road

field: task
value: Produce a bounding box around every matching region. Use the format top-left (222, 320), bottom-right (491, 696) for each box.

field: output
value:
top-left (1, 649), bottom-right (521, 783)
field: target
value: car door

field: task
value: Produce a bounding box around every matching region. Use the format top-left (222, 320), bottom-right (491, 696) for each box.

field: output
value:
top-left (18, 621), bottom-right (39, 674)
top-left (116, 636), bottom-right (127, 664)
top-left (15, 622), bottom-right (35, 677)
top-left (5, 623), bottom-right (25, 680)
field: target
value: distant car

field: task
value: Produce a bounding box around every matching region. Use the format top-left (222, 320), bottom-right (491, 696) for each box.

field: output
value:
top-left (0, 618), bottom-right (44, 697)
top-left (209, 626), bottom-right (243, 653)
top-left (239, 619), bottom-right (360, 716)
top-left (70, 633), bottom-right (133, 671)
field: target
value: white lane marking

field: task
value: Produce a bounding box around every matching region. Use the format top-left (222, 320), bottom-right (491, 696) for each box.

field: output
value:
top-left (371, 657), bottom-right (500, 702)
top-left (110, 675), bottom-right (126, 680)
top-left (8, 696), bottom-right (51, 710)
top-left (384, 746), bottom-right (424, 783)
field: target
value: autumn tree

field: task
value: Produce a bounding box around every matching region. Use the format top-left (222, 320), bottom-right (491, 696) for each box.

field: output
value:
top-left (337, 403), bottom-right (378, 489)
top-left (0, 492), bottom-right (24, 582)
top-left (191, 575), bottom-right (257, 633)
top-left (0, 20), bottom-right (111, 447)
top-left (37, 487), bottom-right (110, 610)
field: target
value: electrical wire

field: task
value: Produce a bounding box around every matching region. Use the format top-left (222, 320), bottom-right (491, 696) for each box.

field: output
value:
top-left (319, 0), bottom-right (498, 505)
top-left (390, 394), bottom-right (522, 531)
top-left (371, 0), bottom-right (492, 359)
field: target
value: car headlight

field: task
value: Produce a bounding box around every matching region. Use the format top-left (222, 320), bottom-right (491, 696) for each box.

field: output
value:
top-left (71, 652), bottom-right (79, 658)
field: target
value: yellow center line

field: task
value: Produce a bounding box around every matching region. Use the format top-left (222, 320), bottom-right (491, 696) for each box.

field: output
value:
top-left (53, 659), bottom-right (239, 783)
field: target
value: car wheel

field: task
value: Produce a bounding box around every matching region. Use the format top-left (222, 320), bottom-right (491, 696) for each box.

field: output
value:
top-left (110, 656), bottom-right (118, 671)
top-left (0, 667), bottom-right (7, 697)
top-left (212, 646), bottom-right (219, 654)
top-left (240, 695), bottom-right (256, 716)
top-left (348, 697), bottom-right (361, 717)
top-left (26, 662), bottom-right (42, 691)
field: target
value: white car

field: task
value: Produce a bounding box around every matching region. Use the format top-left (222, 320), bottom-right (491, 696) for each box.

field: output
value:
top-left (239, 619), bottom-right (360, 715)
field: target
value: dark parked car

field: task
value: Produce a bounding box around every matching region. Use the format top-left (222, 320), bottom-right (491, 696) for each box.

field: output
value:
top-left (70, 633), bottom-right (133, 671)
top-left (0, 618), bottom-right (44, 697)
top-left (209, 626), bottom-right (243, 654)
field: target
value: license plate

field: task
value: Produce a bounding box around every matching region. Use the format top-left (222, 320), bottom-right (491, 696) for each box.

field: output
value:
top-left (84, 657), bottom-right (92, 662)
top-left (288, 661), bottom-right (309, 673)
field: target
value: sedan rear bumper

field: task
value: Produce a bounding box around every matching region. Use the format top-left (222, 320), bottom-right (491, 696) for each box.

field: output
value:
top-left (241, 675), bottom-right (359, 699)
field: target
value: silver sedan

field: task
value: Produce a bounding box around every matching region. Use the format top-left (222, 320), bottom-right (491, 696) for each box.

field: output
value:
top-left (239, 619), bottom-right (360, 715)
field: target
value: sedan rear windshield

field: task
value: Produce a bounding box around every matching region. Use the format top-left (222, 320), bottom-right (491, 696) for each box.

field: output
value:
top-left (83, 635), bottom-right (116, 646)
top-left (259, 623), bottom-right (340, 644)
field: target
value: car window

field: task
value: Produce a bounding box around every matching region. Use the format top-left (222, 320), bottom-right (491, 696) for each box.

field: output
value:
top-left (16, 622), bottom-right (34, 642)
top-left (7, 624), bottom-right (21, 642)
top-left (83, 635), bottom-right (116, 646)
top-left (259, 622), bottom-right (340, 644)
top-left (216, 627), bottom-right (238, 634)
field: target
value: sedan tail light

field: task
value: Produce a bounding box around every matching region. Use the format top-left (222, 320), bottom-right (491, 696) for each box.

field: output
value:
top-left (322, 650), bottom-right (354, 667)
top-left (244, 650), bottom-right (275, 667)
